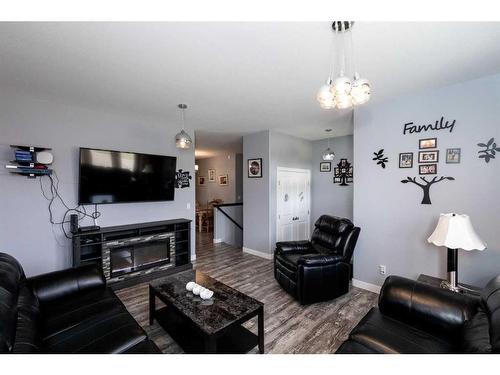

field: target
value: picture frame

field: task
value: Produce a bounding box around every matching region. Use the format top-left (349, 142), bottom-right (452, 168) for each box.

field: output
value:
top-left (418, 150), bottom-right (439, 163)
top-left (446, 148), bottom-right (461, 164)
top-left (248, 158), bottom-right (263, 178)
top-left (198, 176), bottom-right (206, 185)
top-left (399, 152), bottom-right (413, 168)
top-left (319, 162), bottom-right (331, 172)
top-left (419, 138), bottom-right (437, 149)
top-left (419, 164), bottom-right (437, 175)
top-left (208, 169), bottom-right (216, 182)
top-left (218, 174), bottom-right (228, 186)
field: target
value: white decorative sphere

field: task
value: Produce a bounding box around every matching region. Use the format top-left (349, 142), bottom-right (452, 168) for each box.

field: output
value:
top-left (186, 281), bottom-right (196, 291)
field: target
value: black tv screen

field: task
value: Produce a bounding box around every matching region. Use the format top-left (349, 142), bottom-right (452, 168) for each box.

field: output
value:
top-left (78, 148), bottom-right (177, 204)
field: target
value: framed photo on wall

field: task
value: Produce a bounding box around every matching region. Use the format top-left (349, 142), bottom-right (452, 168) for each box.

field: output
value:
top-left (399, 152), bottom-right (413, 168)
top-left (319, 162), bottom-right (331, 172)
top-left (248, 158), bottom-right (262, 178)
top-left (446, 148), bottom-right (461, 164)
top-left (418, 150), bottom-right (439, 163)
top-left (208, 169), bottom-right (216, 182)
top-left (419, 138), bottom-right (437, 149)
top-left (419, 164), bottom-right (437, 175)
top-left (198, 176), bottom-right (206, 185)
top-left (218, 174), bottom-right (228, 186)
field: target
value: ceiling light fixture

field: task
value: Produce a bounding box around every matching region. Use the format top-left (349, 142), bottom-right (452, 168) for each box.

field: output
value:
top-left (317, 21), bottom-right (371, 110)
top-left (175, 104), bottom-right (193, 149)
top-left (322, 129), bottom-right (335, 161)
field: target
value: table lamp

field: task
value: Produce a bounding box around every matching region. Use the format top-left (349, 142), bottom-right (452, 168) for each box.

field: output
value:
top-left (427, 213), bottom-right (486, 292)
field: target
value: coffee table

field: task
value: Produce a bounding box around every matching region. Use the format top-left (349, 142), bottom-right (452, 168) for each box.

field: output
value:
top-left (149, 270), bottom-right (264, 353)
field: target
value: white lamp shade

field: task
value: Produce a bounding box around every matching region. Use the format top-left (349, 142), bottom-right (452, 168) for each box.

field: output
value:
top-left (427, 213), bottom-right (487, 251)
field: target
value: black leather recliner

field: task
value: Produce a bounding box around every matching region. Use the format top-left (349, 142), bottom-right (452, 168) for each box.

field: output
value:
top-left (337, 274), bottom-right (500, 353)
top-left (274, 215), bottom-right (360, 305)
top-left (0, 252), bottom-right (160, 354)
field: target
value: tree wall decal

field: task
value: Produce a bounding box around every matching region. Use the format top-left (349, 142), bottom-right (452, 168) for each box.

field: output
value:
top-left (401, 176), bottom-right (455, 204)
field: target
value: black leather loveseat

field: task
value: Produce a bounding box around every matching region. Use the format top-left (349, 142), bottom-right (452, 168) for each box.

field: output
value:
top-left (337, 275), bottom-right (500, 353)
top-left (274, 215), bottom-right (360, 305)
top-left (0, 252), bottom-right (160, 353)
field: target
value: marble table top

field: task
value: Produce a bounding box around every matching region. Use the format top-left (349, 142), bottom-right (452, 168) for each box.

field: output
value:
top-left (150, 270), bottom-right (263, 335)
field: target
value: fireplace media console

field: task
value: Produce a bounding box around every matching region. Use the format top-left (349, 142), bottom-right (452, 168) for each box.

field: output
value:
top-left (73, 219), bottom-right (192, 289)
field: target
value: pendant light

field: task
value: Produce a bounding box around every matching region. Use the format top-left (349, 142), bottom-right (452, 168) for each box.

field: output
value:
top-left (175, 104), bottom-right (193, 149)
top-left (317, 21), bottom-right (371, 110)
top-left (322, 129), bottom-right (335, 161)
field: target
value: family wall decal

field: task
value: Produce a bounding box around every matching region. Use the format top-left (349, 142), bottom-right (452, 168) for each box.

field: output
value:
top-left (403, 116), bottom-right (456, 135)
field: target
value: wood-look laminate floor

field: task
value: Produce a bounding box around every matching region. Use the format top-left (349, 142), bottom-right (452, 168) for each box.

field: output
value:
top-left (115, 232), bottom-right (377, 354)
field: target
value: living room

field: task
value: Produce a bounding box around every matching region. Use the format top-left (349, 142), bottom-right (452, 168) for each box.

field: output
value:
top-left (1, 1), bottom-right (499, 374)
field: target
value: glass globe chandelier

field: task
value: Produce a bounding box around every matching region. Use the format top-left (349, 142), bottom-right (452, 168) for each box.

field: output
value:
top-left (322, 129), bottom-right (335, 161)
top-left (317, 21), bottom-right (371, 110)
top-left (175, 104), bottom-right (193, 149)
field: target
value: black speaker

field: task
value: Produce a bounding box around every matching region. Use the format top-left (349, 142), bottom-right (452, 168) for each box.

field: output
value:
top-left (70, 214), bottom-right (79, 234)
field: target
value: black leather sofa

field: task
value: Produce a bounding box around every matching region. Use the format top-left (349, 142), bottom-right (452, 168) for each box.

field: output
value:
top-left (337, 275), bottom-right (500, 353)
top-left (274, 215), bottom-right (360, 305)
top-left (0, 252), bottom-right (160, 353)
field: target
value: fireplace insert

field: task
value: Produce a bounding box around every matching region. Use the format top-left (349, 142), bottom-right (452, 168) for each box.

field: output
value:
top-left (110, 238), bottom-right (170, 278)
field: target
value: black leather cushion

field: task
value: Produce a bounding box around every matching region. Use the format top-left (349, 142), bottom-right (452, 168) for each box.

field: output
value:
top-left (44, 310), bottom-right (147, 353)
top-left (462, 307), bottom-right (492, 353)
top-left (0, 253), bottom-right (25, 352)
top-left (275, 241), bottom-right (311, 253)
top-left (12, 283), bottom-right (41, 353)
top-left (297, 253), bottom-right (344, 266)
top-left (379, 276), bottom-right (478, 342)
top-left (347, 307), bottom-right (455, 353)
top-left (481, 275), bottom-right (500, 352)
top-left (311, 215), bottom-right (356, 258)
top-left (40, 288), bottom-right (126, 340)
top-left (29, 264), bottom-right (105, 304)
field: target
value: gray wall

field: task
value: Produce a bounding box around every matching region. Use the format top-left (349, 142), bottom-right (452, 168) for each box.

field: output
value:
top-left (235, 153), bottom-right (243, 202)
top-left (214, 205), bottom-right (243, 247)
top-left (195, 153), bottom-right (240, 206)
top-left (0, 89), bottom-right (195, 276)
top-left (311, 135), bottom-right (353, 226)
top-left (242, 130), bottom-right (270, 253)
top-left (353, 74), bottom-right (500, 288)
top-left (269, 131), bottom-right (313, 250)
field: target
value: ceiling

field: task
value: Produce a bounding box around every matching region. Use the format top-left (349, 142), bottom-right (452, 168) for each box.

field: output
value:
top-left (1, 22), bottom-right (500, 147)
top-left (194, 130), bottom-right (242, 159)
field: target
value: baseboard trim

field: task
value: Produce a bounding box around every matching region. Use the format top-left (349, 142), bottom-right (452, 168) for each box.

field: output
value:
top-left (213, 238), bottom-right (222, 244)
top-left (191, 253), bottom-right (196, 261)
top-left (242, 247), bottom-right (273, 260)
top-left (352, 279), bottom-right (381, 294)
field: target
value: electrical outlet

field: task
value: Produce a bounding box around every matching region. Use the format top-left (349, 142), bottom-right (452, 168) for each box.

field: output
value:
top-left (186, 203), bottom-right (191, 210)
top-left (379, 265), bottom-right (386, 275)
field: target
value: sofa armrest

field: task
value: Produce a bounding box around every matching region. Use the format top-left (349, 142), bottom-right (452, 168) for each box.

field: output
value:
top-left (297, 253), bottom-right (344, 267)
top-left (379, 275), bottom-right (479, 341)
top-left (275, 241), bottom-right (312, 253)
top-left (28, 264), bottom-right (106, 304)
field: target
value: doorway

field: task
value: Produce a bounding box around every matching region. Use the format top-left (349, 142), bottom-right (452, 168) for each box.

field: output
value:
top-left (276, 167), bottom-right (311, 242)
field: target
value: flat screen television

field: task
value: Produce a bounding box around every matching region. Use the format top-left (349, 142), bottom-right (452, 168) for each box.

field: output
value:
top-left (78, 148), bottom-right (177, 204)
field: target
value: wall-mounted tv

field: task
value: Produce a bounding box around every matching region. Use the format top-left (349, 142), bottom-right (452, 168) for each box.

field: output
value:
top-left (78, 148), bottom-right (177, 204)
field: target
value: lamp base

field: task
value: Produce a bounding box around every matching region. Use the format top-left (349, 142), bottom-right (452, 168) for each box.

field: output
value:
top-left (440, 280), bottom-right (461, 293)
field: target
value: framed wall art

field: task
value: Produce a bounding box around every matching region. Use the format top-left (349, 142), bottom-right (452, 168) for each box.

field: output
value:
top-left (399, 153), bottom-right (413, 168)
top-left (218, 174), bottom-right (228, 186)
top-left (208, 169), bottom-right (216, 182)
top-left (446, 148), bottom-right (461, 164)
top-left (419, 138), bottom-right (437, 149)
top-left (418, 150), bottom-right (439, 163)
top-left (248, 158), bottom-right (263, 178)
top-left (320, 162), bottom-right (331, 172)
top-left (198, 176), bottom-right (206, 185)
top-left (419, 164), bottom-right (437, 175)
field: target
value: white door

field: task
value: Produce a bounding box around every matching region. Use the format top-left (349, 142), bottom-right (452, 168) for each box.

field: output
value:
top-left (277, 168), bottom-right (311, 242)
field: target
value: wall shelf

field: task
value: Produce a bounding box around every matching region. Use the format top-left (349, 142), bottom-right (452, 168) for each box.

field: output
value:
top-left (5, 145), bottom-right (53, 179)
